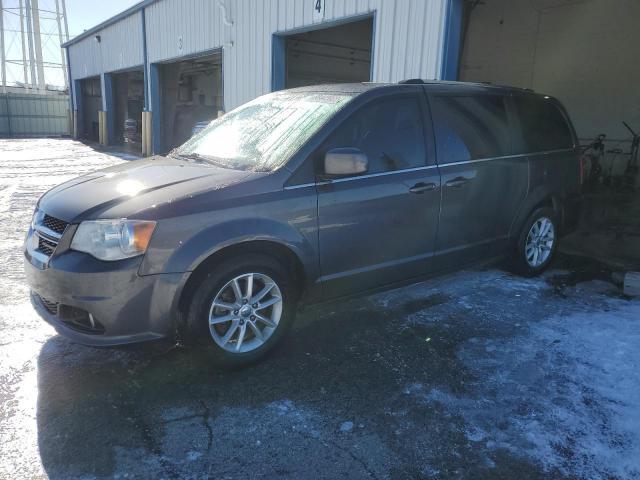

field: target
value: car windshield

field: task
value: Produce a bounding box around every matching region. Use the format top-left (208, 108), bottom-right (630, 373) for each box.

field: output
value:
top-left (173, 91), bottom-right (355, 171)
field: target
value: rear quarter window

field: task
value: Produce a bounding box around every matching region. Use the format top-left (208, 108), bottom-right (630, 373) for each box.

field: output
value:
top-left (512, 95), bottom-right (574, 153)
top-left (431, 95), bottom-right (511, 163)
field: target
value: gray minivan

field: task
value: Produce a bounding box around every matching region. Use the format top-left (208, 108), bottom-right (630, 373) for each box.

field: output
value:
top-left (24, 81), bottom-right (582, 366)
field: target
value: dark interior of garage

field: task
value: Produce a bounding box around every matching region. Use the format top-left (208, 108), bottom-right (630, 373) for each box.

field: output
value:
top-left (457, 0), bottom-right (640, 268)
top-left (79, 77), bottom-right (102, 142)
top-left (112, 69), bottom-right (144, 153)
top-left (158, 53), bottom-right (223, 153)
top-left (284, 17), bottom-right (373, 88)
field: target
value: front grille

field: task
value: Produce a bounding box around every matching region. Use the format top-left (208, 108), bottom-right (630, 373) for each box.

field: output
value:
top-left (38, 236), bottom-right (57, 256)
top-left (42, 214), bottom-right (68, 235)
top-left (31, 211), bottom-right (67, 261)
top-left (36, 294), bottom-right (59, 315)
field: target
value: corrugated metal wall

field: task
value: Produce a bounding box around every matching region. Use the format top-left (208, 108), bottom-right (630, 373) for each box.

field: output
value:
top-left (144, 0), bottom-right (447, 110)
top-left (68, 11), bottom-right (144, 81)
top-left (66, 0), bottom-right (448, 139)
top-left (0, 93), bottom-right (70, 137)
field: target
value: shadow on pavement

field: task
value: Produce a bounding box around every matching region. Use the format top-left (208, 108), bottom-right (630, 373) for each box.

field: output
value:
top-left (561, 186), bottom-right (640, 270)
top-left (35, 276), bottom-right (567, 479)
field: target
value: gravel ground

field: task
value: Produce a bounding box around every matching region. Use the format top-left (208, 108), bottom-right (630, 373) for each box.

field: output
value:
top-left (1, 139), bottom-right (639, 480)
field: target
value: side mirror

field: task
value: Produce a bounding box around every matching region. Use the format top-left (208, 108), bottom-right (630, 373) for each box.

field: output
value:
top-left (323, 148), bottom-right (369, 177)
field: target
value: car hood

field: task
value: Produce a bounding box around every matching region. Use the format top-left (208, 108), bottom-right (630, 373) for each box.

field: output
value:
top-left (38, 156), bottom-right (256, 222)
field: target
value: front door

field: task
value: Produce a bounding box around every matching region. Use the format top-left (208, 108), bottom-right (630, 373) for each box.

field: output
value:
top-left (316, 92), bottom-right (441, 299)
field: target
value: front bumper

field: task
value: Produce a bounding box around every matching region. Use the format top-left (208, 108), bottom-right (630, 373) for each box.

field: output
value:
top-left (24, 249), bottom-right (189, 347)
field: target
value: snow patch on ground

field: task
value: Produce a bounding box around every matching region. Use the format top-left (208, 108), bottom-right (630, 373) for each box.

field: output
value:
top-left (410, 299), bottom-right (640, 480)
top-left (0, 140), bottom-right (131, 479)
top-left (371, 268), bottom-right (549, 311)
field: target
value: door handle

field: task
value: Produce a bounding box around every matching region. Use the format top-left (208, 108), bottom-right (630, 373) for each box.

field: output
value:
top-left (445, 177), bottom-right (469, 188)
top-left (409, 182), bottom-right (437, 194)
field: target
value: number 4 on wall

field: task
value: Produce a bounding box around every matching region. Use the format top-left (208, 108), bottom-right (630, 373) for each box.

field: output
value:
top-left (313, 0), bottom-right (325, 20)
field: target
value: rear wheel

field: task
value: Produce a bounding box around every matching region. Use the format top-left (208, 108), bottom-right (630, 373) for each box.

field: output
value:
top-left (186, 254), bottom-right (296, 367)
top-left (513, 207), bottom-right (558, 276)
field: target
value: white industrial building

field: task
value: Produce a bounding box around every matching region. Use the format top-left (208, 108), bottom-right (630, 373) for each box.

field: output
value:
top-left (62, 0), bottom-right (640, 157)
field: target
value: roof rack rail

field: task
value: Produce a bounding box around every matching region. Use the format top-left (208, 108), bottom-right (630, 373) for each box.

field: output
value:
top-left (398, 79), bottom-right (426, 84)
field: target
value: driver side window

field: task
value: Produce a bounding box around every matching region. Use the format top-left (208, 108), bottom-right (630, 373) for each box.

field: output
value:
top-left (320, 95), bottom-right (427, 175)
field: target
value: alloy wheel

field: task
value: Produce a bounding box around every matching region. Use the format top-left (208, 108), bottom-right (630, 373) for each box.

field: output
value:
top-left (208, 273), bottom-right (283, 353)
top-left (525, 216), bottom-right (555, 268)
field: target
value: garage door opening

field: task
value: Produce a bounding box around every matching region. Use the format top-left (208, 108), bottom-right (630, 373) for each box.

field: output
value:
top-left (456, 0), bottom-right (640, 269)
top-left (79, 76), bottom-right (102, 142)
top-left (157, 52), bottom-right (223, 153)
top-left (112, 68), bottom-right (144, 154)
top-left (282, 17), bottom-right (373, 88)
top-left (457, 0), bottom-right (640, 148)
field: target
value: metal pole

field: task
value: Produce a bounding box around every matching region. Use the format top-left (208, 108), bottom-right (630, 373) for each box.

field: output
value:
top-left (65, 46), bottom-right (74, 136)
top-left (31, 0), bottom-right (46, 91)
top-left (0, 0), bottom-right (6, 92)
top-left (19, 0), bottom-right (29, 87)
top-left (60, 0), bottom-right (69, 41)
top-left (54, 0), bottom-right (67, 89)
top-left (24, 0), bottom-right (37, 90)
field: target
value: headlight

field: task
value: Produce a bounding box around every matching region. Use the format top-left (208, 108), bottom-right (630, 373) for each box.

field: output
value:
top-left (31, 208), bottom-right (44, 229)
top-left (71, 219), bottom-right (156, 261)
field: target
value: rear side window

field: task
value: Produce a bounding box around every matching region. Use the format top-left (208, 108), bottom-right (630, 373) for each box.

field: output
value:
top-left (322, 95), bottom-right (426, 174)
top-left (512, 95), bottom-right (574, 153)
top-left (431, 95), bottom-right (510, 163)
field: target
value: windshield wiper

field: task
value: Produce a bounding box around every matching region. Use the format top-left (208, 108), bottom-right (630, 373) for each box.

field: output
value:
top-left (171, 152), bottom-right (209, 163)
top-left (171, 152), bottom-right (234, 169)
top-left (173, 152), bottom-right (200, 160)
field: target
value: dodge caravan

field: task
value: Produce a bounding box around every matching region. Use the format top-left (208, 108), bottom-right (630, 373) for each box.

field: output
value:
top-left (24, 81), bottom-right (582, 366)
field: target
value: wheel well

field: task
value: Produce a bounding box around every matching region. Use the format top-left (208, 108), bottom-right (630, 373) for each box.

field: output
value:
top-left (513, 195), bottom-right (560, 240)
top-left (177, 240), bottom-right (306, 315)
top-left (534, 196), bottom-right (557, 212)
top-left (532, 196), bottom-right (564, 230)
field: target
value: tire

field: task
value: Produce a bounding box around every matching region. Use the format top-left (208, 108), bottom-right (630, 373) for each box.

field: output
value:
top-left (513, 207), bottom-right (559, 276)
top-left (185, 253), bottom-right (297, 368)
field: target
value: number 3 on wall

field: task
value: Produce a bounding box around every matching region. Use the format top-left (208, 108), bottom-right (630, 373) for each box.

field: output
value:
top-left (312, 0), bottom-right (325, 20)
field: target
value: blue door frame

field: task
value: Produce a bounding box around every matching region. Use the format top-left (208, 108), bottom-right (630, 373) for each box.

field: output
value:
top-left (103, 72), bottom-right (116, 145)
top-left (441, 0), bottom-right (463, 81)
top-left (141, 7), bottom-right (149, 112)
top-left (150, 63), bottom-right (161, 154)
top-left (73, 79), bottom-right (83, 137)
top-left (271, 35), bottom-right (286, 92)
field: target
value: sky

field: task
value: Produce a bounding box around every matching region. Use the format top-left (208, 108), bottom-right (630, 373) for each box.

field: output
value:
top-left (2, 0), bottom-right (139, 87)
top-left (65, 0), bottom-right (140, 38)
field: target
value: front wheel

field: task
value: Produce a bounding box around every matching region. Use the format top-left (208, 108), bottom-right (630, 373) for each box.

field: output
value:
top-left (186, 254), bottom-right (297, 367)
top-left (513, 207), bottom-right (558, 276)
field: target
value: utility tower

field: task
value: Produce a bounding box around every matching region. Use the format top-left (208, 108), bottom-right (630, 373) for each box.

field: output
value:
top-left (0, 0), bottom-right (69, 92)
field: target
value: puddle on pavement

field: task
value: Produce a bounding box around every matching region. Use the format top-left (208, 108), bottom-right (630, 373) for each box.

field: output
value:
top-left (545, 254), bottom-right (622, 298)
